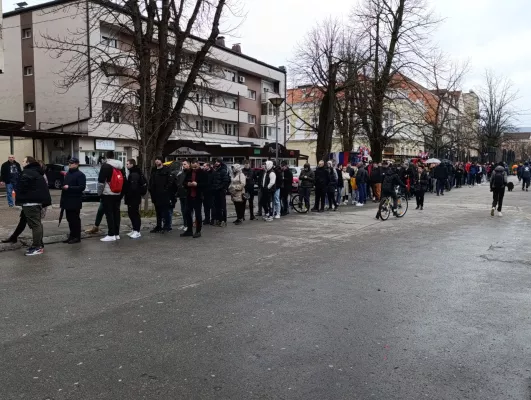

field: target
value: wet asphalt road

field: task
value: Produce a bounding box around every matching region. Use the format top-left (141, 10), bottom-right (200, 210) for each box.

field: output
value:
top-left (2, 180), bottom-right (531, 400)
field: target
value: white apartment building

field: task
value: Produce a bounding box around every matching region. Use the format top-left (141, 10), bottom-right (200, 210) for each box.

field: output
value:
top-left (0, 0), bottom-right (288, 166)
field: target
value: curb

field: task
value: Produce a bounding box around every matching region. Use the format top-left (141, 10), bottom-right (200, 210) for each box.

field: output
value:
top-left (0, 211), bottom-right (238, 252)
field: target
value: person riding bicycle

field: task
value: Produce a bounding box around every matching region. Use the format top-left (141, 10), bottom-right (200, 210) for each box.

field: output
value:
top-left (376, 163), bottom-right (407, 219)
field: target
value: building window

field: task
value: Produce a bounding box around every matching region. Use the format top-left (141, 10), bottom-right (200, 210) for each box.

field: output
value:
top-left (223, 123), bottom-right (236, 136)
top-left (22, 28), bottom-right (31, 39)
top-left (208, 96), bottom-right (214, 105)
top-left (24, 102), bottom-right (34, 112)
top-left (195, 120), bottom-right (200, 130)
top-left (230, 101), bottom-right (236, 109)
top-left (195, 93), bottom-right (200, 103)
top-left (247, 90), bottom-right (256, 100)
top-left (248, 114), bottom-right (256, 124)
top-left (286, 124), bottom-right (290, 135)
top-left (102, 101), bottom-right (121, 123)
top-left (203, 119), bottom-right (213, 133)
top-left (101, 35), bottom-right (117, 48)
top-left (224, 69), bottom-right (236, 82)
top-left (23, 66), bottom-right (33, 76)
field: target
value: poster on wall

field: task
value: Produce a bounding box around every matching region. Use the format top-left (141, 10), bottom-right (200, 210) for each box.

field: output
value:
top-left (95, 139), bottom-right (115, 151)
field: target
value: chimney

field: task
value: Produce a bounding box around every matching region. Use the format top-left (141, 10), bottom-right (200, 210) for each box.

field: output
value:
top-left (278, 66), bottom-right (286, 72)
top-left (232, 43), bottom-right (242, 53)
top-left (215, 36), bottom-right (226, 47)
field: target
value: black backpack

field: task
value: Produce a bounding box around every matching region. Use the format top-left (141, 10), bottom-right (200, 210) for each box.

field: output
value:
top-left (382, 172), bottom-right (395, 192)
top-left (493, 170), bottom-right (504, 189)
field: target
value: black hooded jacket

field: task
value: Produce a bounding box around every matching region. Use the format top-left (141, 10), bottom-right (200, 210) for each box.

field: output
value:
top-left (15, 162), bottom-right (52, 207)
top-left (124, 166), bottom-right (146, 206)
top-left (149, 166), bottom-right (174, 206)
top-left (60, 167), bottom-right (86, 210)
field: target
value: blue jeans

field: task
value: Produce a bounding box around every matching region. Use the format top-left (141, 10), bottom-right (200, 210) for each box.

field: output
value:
top-left (336, 187), bottom-right (342, 205)
top-left (358, 183), bottom-right (367, 204)
top-left (273, 189), bottom-right (280, 216)
top-left (6, 183), bottom-right (15, 206)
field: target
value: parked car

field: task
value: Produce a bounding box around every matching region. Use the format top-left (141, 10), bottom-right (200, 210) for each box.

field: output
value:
top-left (45, 164), bottom-right (100, 201)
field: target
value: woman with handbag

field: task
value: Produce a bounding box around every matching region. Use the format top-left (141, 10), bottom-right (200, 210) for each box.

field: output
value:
top-left (228, 164), bottom-right (247, 225)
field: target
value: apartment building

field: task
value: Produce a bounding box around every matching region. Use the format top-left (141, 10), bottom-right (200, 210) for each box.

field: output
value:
top-left (0, 0), bottom-right (289, 166)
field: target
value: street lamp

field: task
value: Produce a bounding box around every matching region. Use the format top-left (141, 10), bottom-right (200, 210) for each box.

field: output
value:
top-left (269, 97), bottom-right (285, 163)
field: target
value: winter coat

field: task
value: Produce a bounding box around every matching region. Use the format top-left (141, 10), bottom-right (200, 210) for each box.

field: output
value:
top-left (183, 167), bottom-right (208, 198)
top-left (203, 168), bottom-right (215, 195)
top-left (262, 161), bottom-right (276, 192)
top-left (149, 166), bottom-right (174, 207)
top-left (212, 163), bottom-right (230, 192)
top-left (370, 166), bottom-right (382, 184)
top-left (298, 168), bottom-right (315, 188)
top-left (327, 167), bottom-right (338, 190)
top-left (356, 167), bottom-right (369, 184)
top-left (490, 165), bottom-right (508, 189)
top-left (314, 166), bottom-right (329, 189)
top-left (522, 165), bottom-right (531, 179)
top-left (414, 171), bottom-right (429, 191)
top-left (97, 159), bottom-right (124, 196)
top-left (434, 164), bottom-right (449, 180)
top-left (124, 166), bottom-right (146, 206)
top-left (342, 171), bottom-right (351, 190)
top-left (175, 170), bottom-right (188, 199)
top-left (336, 168), bottom-right (344, 188)
top-left (469, 165), bottom-right (478, 175)
top-left (229, 167), bottom-right (246, 203)
top-left (15, 162), bottom-right (52, 207)
top-left (1, 160), bottom-right (22, 184)
top-left (382, 168), bottom-right (406, 194)
top-left (280, 168), bottom-right (293, 193)
top-left (242, 167), bottom-right (255, 193)
top-left (60, 167), bottom-right (86, 210)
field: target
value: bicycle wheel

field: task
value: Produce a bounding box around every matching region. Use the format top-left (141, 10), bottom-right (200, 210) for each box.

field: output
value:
top-left (379, 198), bottom-right (391, 221)
top-left (396, 195), bottom-right (408, 218)
top-left (291, 194), bottom-right (309, 213)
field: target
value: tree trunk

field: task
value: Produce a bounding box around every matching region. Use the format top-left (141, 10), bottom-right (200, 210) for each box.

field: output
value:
top-left (369, 139), bottom-right (383, 163)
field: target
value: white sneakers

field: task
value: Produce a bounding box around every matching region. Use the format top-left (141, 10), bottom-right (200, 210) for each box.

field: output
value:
top-left (356, 203), bottom-right (364, 207)
top-left (265, 216), bottom-right (273, 222)
top-left (100, 235), bottom-right (117, 242)
top-left (274, 214), bottom-right (280, 219)
top-left (101, 232), bottom-right (139, 242)
top-left (498, 211), bottom-right (503, 217)
top-left (131, 231), bottom-right (142, 239)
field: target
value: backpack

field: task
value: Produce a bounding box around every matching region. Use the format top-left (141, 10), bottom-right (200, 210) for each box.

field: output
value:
top-left (382, 172), bottom-right (395, 191)
top-left (109, 168), bottom-right (124, 193)
top-left (492, 170), bottom-right (504, 189)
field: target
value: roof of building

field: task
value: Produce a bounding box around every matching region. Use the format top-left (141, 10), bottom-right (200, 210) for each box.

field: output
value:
top-left (3, 0), bottom-right (286, 74)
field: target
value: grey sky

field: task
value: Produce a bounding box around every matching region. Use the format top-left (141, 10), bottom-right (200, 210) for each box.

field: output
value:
top-left (4, 0), bottom-right (530, 124)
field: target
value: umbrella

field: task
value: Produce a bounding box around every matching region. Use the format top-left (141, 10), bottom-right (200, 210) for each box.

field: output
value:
top-left (58, 208), bottom-right (64, 227)
top-left (426, 158), bottom-right (441, 164)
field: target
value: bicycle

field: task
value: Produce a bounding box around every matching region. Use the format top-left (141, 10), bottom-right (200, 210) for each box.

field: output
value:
top-left (377, 188), bottom-right (408, 221)
top-left (291, 193), bottom-right (310, 213)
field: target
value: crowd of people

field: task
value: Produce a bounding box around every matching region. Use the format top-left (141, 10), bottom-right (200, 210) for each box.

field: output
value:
top-left (0, 152), bottom-right (514, 256)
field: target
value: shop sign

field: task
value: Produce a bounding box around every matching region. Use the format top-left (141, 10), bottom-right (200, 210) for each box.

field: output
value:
top-left (95, 139), bottom-right (116, 151)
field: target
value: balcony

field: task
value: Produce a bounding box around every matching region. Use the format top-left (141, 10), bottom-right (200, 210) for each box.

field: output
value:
top-left (182, 100), bottom-right (248, 123)
top-left (207, 76), bottom-right (248, 96)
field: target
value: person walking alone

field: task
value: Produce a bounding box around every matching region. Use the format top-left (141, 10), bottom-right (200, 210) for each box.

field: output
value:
top-left (521, 162), bottom-right (531, 191)
top-left (60, 158), bottom-right (86, 244)
top-left (181, 159), bottom-right (206, 238)
top-left (16, 157), bottom-right (52, 256)
top-left (124, 159), bottom-right (147, 239)
top-left (1, 155), bottom-right (22, 207)
top-left (414, 165), bottom-right (428, 210)
top-left (97, 151), bottom-right (124, 242)
top-left (490, 162), bottom-right (507, 217)
top-left (228, 164), bottom-right (247, 225)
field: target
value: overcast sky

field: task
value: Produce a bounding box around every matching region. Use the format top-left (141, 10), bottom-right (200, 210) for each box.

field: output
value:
top-left (3, 0), bottom-right (531, 125)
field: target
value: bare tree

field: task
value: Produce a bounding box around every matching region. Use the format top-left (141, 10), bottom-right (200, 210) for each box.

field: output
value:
top-left (419, 53), bottom-right (469, 158)
top-left (477, 70), bottom-right (519, 160)
top-left (290, 18), bottom-right (344, 162)
top-left (350, 0), bottom-right (440, 162)
top-left (36, 0), bottom-right (231, 183)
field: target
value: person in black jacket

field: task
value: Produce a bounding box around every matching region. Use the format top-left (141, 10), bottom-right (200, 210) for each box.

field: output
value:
top-left (434, 162), bottom-right (449, 196)
top-left (16, 156), bottom-right (52, 256)
top-left (1, 155), bottom-right (22, 207)
top-left (242, 160), bottom-right (256, 220)
top-left (60, 158), bottom-right (86, 244)
top-left (298, 163), bottom-right (314, 209)
top-left (312, 160), bottom-right (329, 212)
top-left (279, 161), bottom-right (293, 216)
top-left (376, 164), bottom-right (406, 219)
top-left (414, 165), bottom-right (429, 210)
top-left (202, 163), bottom-right (215, 224)
top-left (326, 161), bottom-right (338, 211)
top-left (124, 159), bottom-right (146, 238)
top-left (211, 158), bottom-right (230, 227)
top-left (355, 163), bottom-right (369, 205)
top-left (149, 157), bottom-right (175, 233)
top-left (181, 159), bottom-right (207, 238)
top-left (370, 162), bottom-right (382, 201)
